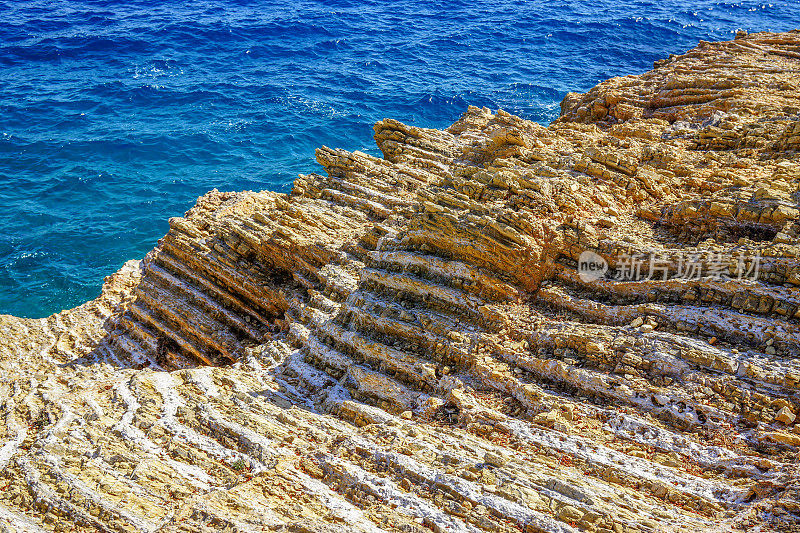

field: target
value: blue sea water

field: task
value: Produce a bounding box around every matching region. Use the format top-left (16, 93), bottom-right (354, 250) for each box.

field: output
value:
top-left (0, 0), bottom-right (798, 318)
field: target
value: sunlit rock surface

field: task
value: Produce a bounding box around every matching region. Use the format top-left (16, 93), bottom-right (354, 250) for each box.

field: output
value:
top-left (1, 31), bottom-right (799, 533)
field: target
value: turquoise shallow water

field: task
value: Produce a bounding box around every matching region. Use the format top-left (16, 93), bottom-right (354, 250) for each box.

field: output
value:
top-left (1, 0), bottom-right (798, 318)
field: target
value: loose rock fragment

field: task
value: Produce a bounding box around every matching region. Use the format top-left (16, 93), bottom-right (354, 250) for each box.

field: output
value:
top-left (1, 31), bottom-right (799, 533)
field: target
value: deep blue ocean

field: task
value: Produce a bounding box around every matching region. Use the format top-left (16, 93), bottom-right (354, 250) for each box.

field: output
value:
top-left (1, 0), bottom-right (798, 318)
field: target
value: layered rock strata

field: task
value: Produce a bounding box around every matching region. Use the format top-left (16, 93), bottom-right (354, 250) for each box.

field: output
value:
top-left (1, 30), bottom-right (799, 533)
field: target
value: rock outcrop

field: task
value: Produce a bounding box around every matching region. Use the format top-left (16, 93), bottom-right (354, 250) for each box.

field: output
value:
top-left (1, 30), bottom-right (799, 533)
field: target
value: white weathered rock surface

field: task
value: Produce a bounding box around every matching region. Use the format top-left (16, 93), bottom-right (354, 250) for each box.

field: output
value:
top-left (1, 31), bottom-right (800, 533)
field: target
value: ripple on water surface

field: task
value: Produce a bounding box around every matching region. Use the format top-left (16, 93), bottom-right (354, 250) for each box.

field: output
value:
top-left (1, 0), bottom-right (798, 317)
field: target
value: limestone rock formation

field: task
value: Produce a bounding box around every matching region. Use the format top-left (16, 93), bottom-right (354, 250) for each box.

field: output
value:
top-left (1, 30), bottom-right (799, 533)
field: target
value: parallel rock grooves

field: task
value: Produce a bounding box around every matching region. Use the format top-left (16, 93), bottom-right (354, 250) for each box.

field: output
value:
top-left (1, 31), bottom-right (799, 533)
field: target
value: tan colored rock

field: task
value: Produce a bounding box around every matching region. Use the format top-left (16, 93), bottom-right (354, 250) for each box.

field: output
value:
top-left (484, 450), bottom-right (509, 468)
top-left (776, 406), bottom-right (796, 425)
top-left (1, 30), bottom-right (800, 533)
top-left (767, 431), bottom-right (800, 447)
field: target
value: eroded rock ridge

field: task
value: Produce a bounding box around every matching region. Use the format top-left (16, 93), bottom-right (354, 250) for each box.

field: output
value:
top-left (1, 30), bottom-right (799, 533)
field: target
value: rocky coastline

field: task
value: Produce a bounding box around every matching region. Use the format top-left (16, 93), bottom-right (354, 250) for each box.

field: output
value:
top-left (0, 31), bottom-right (799, 532)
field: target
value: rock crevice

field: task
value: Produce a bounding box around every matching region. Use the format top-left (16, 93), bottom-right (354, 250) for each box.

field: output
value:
top-left (1, 31), bottom-right (799, 533)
